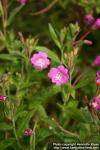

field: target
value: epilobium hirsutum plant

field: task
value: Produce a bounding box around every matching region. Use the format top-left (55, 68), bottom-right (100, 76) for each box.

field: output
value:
top-left (0, 0), bottom-right (100, 149)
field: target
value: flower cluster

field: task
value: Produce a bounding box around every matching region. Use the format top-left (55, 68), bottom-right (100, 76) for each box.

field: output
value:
top-left (84, 14), bottom-right (100, 29)
top-left (31, 51), bottom-right (69, 86)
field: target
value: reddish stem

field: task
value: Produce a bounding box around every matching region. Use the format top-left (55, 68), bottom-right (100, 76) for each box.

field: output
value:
top-left (95, 86), bottom-right (99, 96)
top-left (31, 0), bottom-right (58, 16)
top-left (18, 32), bottom-right (29, 58)
top-left (73, 28), bottom-right (93, 47)
top-left (79, 29), bottom-right (93, 41)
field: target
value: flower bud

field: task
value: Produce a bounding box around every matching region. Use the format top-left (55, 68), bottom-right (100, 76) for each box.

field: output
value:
top-left (0, 96), bottom-right (7, 102)
top-left (92, 18), bottom-right (100, 29)
top-left (83, 40), bottom-right (93, 45)
top-left (83, 14), bottom-right (95, 26)
top-left (24, 128), bottom-right (32, 136)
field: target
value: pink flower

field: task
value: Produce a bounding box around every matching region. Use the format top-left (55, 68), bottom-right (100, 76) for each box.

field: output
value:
top-left (48, 65), bottom-right (69, 86)
top-left (96, 71), bottom-right (100, 86)
top-left (83, 14), bottom-right (94, 26)
top-left (93, 18), bottom-right (100, 29)
top-left (0, 96), bottom-right (7, 102)
top-left (31, 51), bottom-right (50, 70)
top-left (24, 128), bottom-right (32, 136)
top-left (17, 0), bottom-right (28, 5)
top-left (92, 56), bottom-right (100, 66)
top-left (90, 97), bottom-right (100, 110)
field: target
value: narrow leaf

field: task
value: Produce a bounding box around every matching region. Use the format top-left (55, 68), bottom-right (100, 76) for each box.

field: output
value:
top-left (7, 5), bottom-right (23, 26)
top-left (49, 24), bottom-right (61, 49)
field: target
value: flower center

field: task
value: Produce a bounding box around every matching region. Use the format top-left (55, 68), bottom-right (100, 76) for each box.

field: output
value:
top-left (55, 72), bottom-right (62, 81)
top-left (36, 58), bottom-right (44, 68)
top-left (92, 101), bottom-right (98, 108)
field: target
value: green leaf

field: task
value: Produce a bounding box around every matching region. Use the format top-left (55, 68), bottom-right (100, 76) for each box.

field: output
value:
top-left (35, 46), bottom-right (60, 63)
top-left (0, 54), bottom-right (17, 61)
top-left (49, 24), bottom-right (61, 49)
top-left (10, 51), bottom-right (26, 60)
top-left (7, 5), bottom-right (23, 27)
top-left (0, 138), bottom-right (15, 150)
top-left (0, 1), bottom-right (3, 18)
top-left (0, 51), bottom-right (26, 62)
top-left (0, 123), bottom-right (12, 130)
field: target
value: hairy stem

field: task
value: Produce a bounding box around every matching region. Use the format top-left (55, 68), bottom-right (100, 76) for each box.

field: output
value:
top-left (52, 118), bottom-right (79, 138)
top-left (11, 105), bottom-right (22, 149)
top-left (30, 121), bottom-right (37, 150)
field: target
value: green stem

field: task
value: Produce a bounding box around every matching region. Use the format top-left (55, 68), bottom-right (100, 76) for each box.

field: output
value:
top-left (91, 110), bottom-right (100, 132)
top-left (11, 105), bottom-right (22, 150)
top-left (12, 118), bottom-right (22, 149)
top-left (0, 0), bottom-right (8, 35)
top-left (52, 118), bottom-right (79, 138)
top-left (30, 121), bottom-right (37, 150)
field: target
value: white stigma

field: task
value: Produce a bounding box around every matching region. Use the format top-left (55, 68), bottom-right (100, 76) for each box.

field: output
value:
top-left (55, 72), bottom-right (62, 81)
top-left (36, 58), bottom-right (44, 68)
top-left (92, 101), bottom-right (98, 108)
